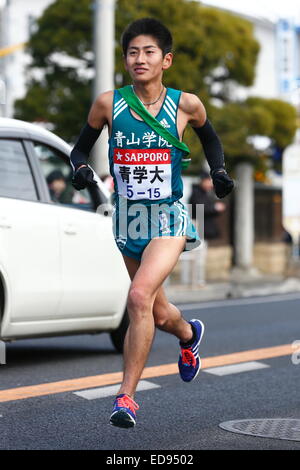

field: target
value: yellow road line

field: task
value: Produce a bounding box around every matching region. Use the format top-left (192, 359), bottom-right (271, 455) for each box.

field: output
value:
top-left (0, 343), bottom-right (294, 403)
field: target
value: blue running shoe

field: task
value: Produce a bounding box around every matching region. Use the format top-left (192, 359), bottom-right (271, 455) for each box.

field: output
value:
top-left (178, 319), bottom-right (205, 382)
top-left (110, 394), bottom-right (139, 428)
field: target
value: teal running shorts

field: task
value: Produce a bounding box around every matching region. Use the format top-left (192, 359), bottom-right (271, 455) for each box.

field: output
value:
top-left (112, 198), bottom-right (201, 261)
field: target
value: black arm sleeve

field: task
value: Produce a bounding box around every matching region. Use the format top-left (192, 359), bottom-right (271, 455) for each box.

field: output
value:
top-left (70, 122), bottom-right (101, 171)
top-left (192, 119), bottom-right (225, 172)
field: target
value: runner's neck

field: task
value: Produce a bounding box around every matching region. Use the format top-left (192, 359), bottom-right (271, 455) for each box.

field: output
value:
top-left (132, 81), bottom-right (165, 107)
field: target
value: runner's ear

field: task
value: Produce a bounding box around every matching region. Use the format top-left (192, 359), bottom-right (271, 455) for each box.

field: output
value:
top-left (162, 52), bottom-right (173, 70)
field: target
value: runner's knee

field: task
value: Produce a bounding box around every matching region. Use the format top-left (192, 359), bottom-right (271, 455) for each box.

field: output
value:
top-left (127, 285), bottom-right (154, 318)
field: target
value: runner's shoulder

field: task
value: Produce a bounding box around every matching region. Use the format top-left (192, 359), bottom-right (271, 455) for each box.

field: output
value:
top-left (88, 90), bottom-right (114, 127)
top-left (94, 90), bottom-right (114, 110)
top-left (179, 92), bottom-right (206, 125)
top-left (179, 92), bottom-right (204, 114)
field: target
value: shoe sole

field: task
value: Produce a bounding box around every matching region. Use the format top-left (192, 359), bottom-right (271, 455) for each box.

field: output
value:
top-left (180, 319), bottom-right (205, 383)
top-left (110, 410), bottom-right (136, 429)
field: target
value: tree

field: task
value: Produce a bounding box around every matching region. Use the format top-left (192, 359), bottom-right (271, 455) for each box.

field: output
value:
top-left (209, 98), bottom-right (297, 175)
top-left (14, 0), bottom-right (260, 143)
top-left (115, 0), bottom-right (259, 95)
top-left (14, 0), bottom-right (92, 142)
top-left (246, 97), bottom-right (298, 149)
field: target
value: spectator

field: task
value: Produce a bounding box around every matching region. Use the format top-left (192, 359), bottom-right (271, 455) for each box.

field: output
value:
top-left (189, 170), bottom-right (226, 239)
top-left (46, 170), bottom-right (67, 203)
top-left (188, 170), bottom-right (226, 284)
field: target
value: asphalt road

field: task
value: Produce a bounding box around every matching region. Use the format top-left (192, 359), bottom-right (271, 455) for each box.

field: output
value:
top-left (0, 293), bottom-right (300, 451)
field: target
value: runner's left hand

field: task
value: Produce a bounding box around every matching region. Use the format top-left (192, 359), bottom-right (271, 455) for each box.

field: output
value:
top-left (72, 165), bottom-right (98, 191)
top-left (211, 168), bottom-right (234, 199)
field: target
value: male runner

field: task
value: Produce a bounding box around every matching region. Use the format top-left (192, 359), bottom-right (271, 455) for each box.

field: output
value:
top-left (70, 18), bottom-right (234, 429)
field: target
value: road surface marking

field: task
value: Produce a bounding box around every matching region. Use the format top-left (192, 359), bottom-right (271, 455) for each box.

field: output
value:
top-left (204, 361), bottom-right (269, 376)
top-left (0, 343), bottom-right (294, 403)
top-left (73, 380), bottom-right (160, 400)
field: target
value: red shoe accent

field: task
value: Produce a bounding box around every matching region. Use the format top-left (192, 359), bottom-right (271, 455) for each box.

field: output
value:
top-left (181, 348), bottom-right (197, 367)
top-left (116, 395), bottom-right (139, 413)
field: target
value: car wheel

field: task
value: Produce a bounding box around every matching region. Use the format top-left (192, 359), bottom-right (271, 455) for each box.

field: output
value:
top-left (110, 308), bottom-right (129, 353)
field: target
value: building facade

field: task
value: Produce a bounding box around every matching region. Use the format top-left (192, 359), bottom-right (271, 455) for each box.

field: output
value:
top-left (276, 18), bottom-right (300, 108)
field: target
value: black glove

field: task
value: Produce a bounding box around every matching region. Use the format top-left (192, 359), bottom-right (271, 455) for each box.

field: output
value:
top-left (210, 168), bottom-right (234, 199)
top-left (72, 165), bottom-right (98, 190)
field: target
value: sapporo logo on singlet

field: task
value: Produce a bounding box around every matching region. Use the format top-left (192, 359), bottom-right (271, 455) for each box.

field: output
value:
top-left (113, 130), bottom-right (172, 201)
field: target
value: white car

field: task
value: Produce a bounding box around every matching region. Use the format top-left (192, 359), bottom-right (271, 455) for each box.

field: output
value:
top-left (0, 118), bottom-right (130, 352)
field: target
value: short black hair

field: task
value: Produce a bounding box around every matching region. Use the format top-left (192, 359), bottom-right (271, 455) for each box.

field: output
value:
top-left (46, 170), bottom-right (65, 184)
top-left (121, 18), bottom-right (173, 56)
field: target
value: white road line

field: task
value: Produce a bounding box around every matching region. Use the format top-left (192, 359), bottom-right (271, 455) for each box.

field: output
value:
top-left (73, 380), bottom-right (160, 400)
top-left (204, 361), bottom-right (270, 376)
top-left (179, 292), bottom-right (300, 311)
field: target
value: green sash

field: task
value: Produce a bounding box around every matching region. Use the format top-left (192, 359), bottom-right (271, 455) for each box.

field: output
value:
top-left (118, 85), bottom-right (191, 169)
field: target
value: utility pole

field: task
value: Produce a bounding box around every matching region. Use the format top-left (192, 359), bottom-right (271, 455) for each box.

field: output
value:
top-left (232, 162), bottom-right (261, 280)
top-left (91, 0), bottom-right (115, 176)
top-left (234, 162), bottom-right (254, 268)
top-left (0, 0), bottom-right (10, 117)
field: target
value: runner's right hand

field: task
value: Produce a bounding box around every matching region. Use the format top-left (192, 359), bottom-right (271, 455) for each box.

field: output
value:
top-left (72, 165), bottom-right (98, 190)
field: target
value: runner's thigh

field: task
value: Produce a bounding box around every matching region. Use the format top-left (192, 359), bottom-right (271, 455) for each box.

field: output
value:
top-left (131, 236), bottom-right (186, 296)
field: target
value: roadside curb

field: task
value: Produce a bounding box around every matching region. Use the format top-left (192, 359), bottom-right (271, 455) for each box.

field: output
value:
top-left (165, 277), bottom-right (300, 304)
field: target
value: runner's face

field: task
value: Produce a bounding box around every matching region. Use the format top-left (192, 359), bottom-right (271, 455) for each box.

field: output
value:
top-left (124, 35), bottom-right (172, 82)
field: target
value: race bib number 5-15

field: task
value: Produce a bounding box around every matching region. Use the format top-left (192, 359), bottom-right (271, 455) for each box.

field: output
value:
top-left (113, 148), bottom-right (172, 200)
